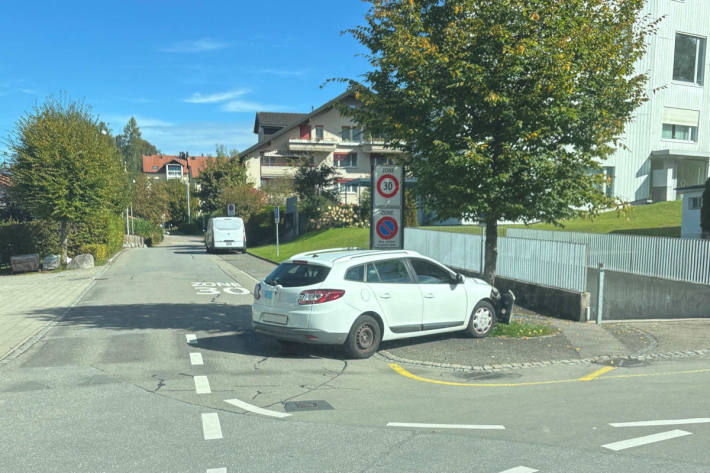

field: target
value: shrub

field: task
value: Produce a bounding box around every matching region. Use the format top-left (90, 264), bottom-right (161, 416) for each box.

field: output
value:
top-left (176, 221), bottom-right (203, 235)
top-left (311, 204), bottom-right (367, 231)
top-left (132, 217), bottom-right (164, 246)
top-left (404, 189), bottom-right (419, 227)
top-left (79, 243), bottom-right (109, 264)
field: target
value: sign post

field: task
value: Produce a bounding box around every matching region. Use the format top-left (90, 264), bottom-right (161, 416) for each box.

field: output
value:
top-left (227, 203), bottom-right (236, 217)
top-left (274, 206), bottom-right (280, 257)
top-left (371, 165), bottom-right (404, 250)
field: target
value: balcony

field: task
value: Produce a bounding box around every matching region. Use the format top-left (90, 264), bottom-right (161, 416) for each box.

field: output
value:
top-left (287, 139), bottom-right (338, 153)
top-left (360, 140), bottom-right (404, 154)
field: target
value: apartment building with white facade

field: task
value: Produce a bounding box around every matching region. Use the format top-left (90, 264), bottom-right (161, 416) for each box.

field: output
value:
top-left (611, 0), bottom-right (710, 203)
top-left (242, 91), bottom-right (402, 204)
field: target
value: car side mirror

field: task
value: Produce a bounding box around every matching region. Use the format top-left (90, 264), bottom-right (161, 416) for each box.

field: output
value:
top-left (451, 273), bottom-right (464, 284)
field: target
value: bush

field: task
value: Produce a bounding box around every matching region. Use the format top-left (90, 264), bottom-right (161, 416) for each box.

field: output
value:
top-left (0, 212), bottom-right (124, 265)
top-left (132, 217), bottom-right (164, 246)
top-left (310, 204), bottom-right (367, 231)
top-left (176, 221), bottom-right (203, 235)
top-left (79, 243), bottom-right (108, 264)
top-left (245, 205), bottom-right (279, 246)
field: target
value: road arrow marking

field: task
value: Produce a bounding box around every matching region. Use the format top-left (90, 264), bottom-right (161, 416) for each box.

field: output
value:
top-left (602, 429), bottom-right (692, 451)
top-left (224, 398), bottom-right (291, 418)
top-left (610, 418), bottom-right (710, 428)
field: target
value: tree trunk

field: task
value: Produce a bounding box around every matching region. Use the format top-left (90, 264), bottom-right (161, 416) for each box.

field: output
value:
top-left (483, 217), bottom-right (498, 285)
top-left (60, 218), bottom-right (69, 265)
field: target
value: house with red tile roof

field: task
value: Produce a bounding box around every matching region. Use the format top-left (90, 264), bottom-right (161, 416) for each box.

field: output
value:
top-left (142, 154), bottom-right (217, 181)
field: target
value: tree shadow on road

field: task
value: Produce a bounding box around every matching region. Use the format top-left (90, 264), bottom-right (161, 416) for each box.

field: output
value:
top-left (26, 303), bottom-right (347, 360)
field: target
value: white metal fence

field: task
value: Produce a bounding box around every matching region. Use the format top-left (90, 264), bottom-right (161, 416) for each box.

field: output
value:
top-left (506, 229), bottom-right (710, 286)
top-left (404, 228), bottom-right (588, 292)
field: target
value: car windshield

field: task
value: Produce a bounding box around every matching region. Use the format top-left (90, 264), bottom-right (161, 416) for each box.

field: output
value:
top-left (264, 263), bottom-right (330, 288)
top-left (214, 219), bottom-right (241, 230)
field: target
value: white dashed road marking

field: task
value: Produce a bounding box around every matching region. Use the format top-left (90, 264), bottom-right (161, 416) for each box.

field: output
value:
top-left (201, 413), bottom-right (223, 440)
top-left (206, 469), bottom-right (227, 473)
top-left (602, 429), bottom-right (692, 451)
top-left (190, 352), bottom-right (204, 366)
top-left (194, 376), bottom-right (211, 394)
top-left (610, 418), bottom-right (710, 428)
top-left (386, 422), bottom-right (505, 430)
top-left (224, 398), bottom-right (291, 418)
top-left (499, 467), bottom-right (539, 473)
top-left (185, 334), bottom-right (197, 345)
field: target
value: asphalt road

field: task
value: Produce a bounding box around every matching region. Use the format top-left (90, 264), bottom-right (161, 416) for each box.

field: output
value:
top-left (2, 234), bottom-right (709, 473)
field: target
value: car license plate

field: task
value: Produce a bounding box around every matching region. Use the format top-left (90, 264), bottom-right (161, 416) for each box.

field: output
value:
top-left (225, 241), bottom-right (233, 246)
top-left (263, 313), bottom-right (288, 325)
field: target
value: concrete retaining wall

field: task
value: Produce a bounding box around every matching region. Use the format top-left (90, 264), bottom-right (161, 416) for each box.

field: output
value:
top-left (587, 268), bottom-right (710, 320)
top-left (454, 267), bottom-right (590, 322)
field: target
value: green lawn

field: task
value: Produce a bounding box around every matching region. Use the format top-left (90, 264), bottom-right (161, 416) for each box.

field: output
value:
top-left (423, 200), bottom-right (682, 237)
top-left (249, 200), bottom-right (682, 262)
top-left (249, 227), bottom-right (370, 262)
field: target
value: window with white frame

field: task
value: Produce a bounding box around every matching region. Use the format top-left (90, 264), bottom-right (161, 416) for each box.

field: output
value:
top-left (341, 126), bottom-right (361, 142)
top-left (337, 182), bottom-right (359, 194)
top-left (662, 107), bottom-right (699, 142)
top-left (334, 152), bottom-right (357, 168)
top-left (166, 163), bottom-right (182, 179)
top-left (673, 33), bottom-right (706, 85)
top-left (689, 196), bottom-right (703, 210)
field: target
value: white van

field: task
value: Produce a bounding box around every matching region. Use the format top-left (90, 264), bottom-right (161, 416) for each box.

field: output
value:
top-left (205, 217), bottom-right (246, 253)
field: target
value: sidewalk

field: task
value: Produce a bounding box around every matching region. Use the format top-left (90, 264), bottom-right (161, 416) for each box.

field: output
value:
top-left (0, 265), bottom-right (106, 364)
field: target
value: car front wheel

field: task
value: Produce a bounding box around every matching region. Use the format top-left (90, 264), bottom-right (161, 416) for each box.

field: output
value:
top-left (466, 301), bottom-right (495, 338)
top-left (344, 314), bottom-right (382, 359)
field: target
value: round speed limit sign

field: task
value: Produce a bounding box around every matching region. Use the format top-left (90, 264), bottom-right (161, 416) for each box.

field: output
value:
top-left (376, 173), bottom-right (399, 199)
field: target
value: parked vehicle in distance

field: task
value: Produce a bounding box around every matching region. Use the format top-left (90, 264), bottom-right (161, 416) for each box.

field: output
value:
top-left (252, 248), bottom-right (514, 358)
top-left (205, 217), bottom-right (246, 253)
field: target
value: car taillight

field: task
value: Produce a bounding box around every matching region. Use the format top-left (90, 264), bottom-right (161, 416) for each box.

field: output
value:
top-left (298, 289), bottom-right (345, 305)
top-left (254, 283), bottom-right (261, 300)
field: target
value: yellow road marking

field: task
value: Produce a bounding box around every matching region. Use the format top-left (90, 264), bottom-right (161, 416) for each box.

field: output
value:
top-left (388, 363), bottom-right (710, 388)
top-left (578, 366), bottom-right (615, 381)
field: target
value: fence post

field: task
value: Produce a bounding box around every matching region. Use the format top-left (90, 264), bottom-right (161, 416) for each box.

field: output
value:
top-left (479, 223), bottom-right (485, 275)
top-left (597, 262), bottom-right (605, 324)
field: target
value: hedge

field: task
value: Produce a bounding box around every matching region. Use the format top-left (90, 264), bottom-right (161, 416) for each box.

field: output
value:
top-left (0, 212), bottom-right (124, 265)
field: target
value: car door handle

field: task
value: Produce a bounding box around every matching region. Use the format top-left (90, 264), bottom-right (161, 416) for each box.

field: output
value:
top-left (379, 292), bottom-right (391, 299)
top-left (424, 293), bottom-right (435, 299)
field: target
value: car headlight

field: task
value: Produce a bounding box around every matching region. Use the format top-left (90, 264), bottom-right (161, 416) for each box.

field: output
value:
top-left (490, 287), bottom-right (500, 300)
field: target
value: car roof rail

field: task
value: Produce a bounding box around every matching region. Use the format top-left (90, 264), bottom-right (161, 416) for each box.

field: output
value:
top-left (335, 249), bottom-right (414, 262)
top-left (293, 247), bottom-right (366, 259)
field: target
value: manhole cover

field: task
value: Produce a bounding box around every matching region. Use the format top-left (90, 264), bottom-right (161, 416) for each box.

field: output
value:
top-left (595, 358), bottom-right (648, 368)
top-left (453, 371), bottom-right (520, 380)
top-left (283, 400), bottom-right (334, 412)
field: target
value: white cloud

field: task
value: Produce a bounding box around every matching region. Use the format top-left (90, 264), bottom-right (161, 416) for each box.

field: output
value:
top-left (185, 89), bottom-right (248, 104)
top-left (220, 100), bottom-right (284, 113)
top-left (139, 122), bottom-right (256, 155)
top-left (159, 38), bottom-right (228, 53)
top-left (103, 114), bottom-right (174, 129)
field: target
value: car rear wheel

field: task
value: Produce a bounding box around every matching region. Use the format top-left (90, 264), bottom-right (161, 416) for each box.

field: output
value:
top-left (344, 314), bottom-right (382, 359)
top-left (466, 301), bottom-right (495, 338)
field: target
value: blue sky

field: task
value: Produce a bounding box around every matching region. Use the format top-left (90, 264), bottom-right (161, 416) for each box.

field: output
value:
top-left (0, 0), bottom-right (371, 161)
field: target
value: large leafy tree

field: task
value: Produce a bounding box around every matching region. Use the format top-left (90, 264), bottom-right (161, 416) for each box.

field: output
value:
top-left (116, 117), bottom-right (158, 173)
top-left (195, 146), bottom-right (247, 214)
top-left (8, 97), bottom-right (128, 263)
top-left (344, 0), bottom-right (658, 283)
top-left (293, 160), bottom-right (338, 201)
top-left (131, 174), bottom-right (170, 225)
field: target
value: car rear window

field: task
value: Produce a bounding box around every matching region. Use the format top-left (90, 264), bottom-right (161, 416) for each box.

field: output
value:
top-left (345, 265), bottom-right (364, 282)
top-left (264, 263), bottom-right (330, 288)
top-left (214, 219), bottom-right (242, 230)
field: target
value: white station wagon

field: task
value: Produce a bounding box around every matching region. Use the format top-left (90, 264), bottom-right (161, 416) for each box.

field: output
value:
top-left (252, 248), bottom-right (514, 358)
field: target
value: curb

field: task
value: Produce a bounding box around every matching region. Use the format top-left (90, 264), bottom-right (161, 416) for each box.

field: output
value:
top-left (376, 348), bottom-right (710, 373)
top-left (246, 251), bottom-right (279, 266)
